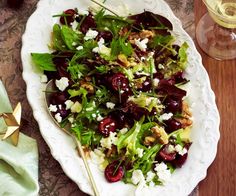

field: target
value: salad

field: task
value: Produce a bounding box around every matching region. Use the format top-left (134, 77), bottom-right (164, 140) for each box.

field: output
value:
top-left (31, 7), bottom-right (193, 187)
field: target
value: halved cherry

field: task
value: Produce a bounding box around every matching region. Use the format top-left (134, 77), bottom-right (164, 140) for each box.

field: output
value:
top-left (164, 96), bottom-right (182, 114)
top-left (50, 91), bottom-right (69, 105)
top-left (105, 161), bottom-right (124, 182)
top-left (60, 9), bottom-right (77, 25)
top-left (172, 153), bottom-right (188, 168)
top-left (157, 144), bottom-right (176, 162)
top-left (164, 119), bottom-right (182, 133)
top-left (98, 117), bottom-right (117, 137)
top-left (110, 73), bottom-right (129, 92)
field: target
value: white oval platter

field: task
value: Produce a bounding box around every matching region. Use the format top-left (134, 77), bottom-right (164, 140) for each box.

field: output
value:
top-left (21, 0), bottom-right (220, 195)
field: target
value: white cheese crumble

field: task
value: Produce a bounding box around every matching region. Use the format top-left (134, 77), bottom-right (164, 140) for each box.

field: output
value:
top-left (54, 113), bottom-right (62, 123)
top-left (158, 64), bottom-right (165, 69)
top-left (131, 170), bottom-right (145, 185)
top-left (65, 100), bottom-right (74, 110)
top-left (79, 10), bottom-right (89, 16)
top-left (40, 75), bottom-right (48, 83)
top-left (49, 104), bottom-right (57, 112)
top-left (100, 132), bottom-right (118, 149)
top-left (76, 45), bottom-right (83, 50)
top-left (134, 38), bottom-right (149, 51)
top-left (136, 148), bottom-right (144, 158)
top-left (154, 162), bottom-right (171, 184)
top-left (71, 20), bottom-right (78, 31)
top-left (72, 42), bottom-right (77, 46)
top-left (153, 78), bottom-right (160, 87)
top-left (84, 29), bottom-right (98, 40)
top-left (120, 127), bottom-right (128, 134)
top-left (146, 171), bottom-right (155, 182)
top-left (68, 117), bottom-right (74, 123)
top-left (71, 101), bottom-right (82, 113)
top-left (92, 113), bottom-right (97, 118)
top-left (55, 77), bottom-right (69, 91)
top-left (175, 144), bottom-right (187, 156)
top-left (160, 113), bottom-right (173, 121)
top-left (167, 144), bottom-right (175, 153)
top-left (96, 114), bottom-right (104, 121)
top-left (90, 148), bottom-right (105, 164)
top-left (92, 38), bottom-right (111, 56)
top-left (106, 102), bottom-right (115, 109)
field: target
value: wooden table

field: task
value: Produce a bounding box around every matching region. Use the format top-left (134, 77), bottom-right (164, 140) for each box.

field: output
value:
top-left (195, 1), bottom-right (236, 196)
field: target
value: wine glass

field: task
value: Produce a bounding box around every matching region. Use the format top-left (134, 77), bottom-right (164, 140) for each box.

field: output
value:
top-left (196, 0), bottom-right (236, 60)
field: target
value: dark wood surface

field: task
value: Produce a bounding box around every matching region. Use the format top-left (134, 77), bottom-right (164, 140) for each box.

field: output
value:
top-left (195, 1), bottom-right (236, 196)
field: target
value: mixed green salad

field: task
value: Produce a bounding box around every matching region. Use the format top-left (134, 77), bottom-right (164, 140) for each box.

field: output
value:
top-left (31, 7), bottom-right (193, 187)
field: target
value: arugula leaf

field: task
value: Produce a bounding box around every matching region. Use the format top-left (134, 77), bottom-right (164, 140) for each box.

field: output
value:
top-left (71, 124), bottom-right (102, 147)
top-left (110, 36), bottom-right (133, 60)
top-left (67, 64), bottom-right (90, 80)
top-left (149, 35), bottom-right (175, 48)
top-left (61, 25), bottom-right (83, 50)
top-left (52, 24), bottom-right (67, 51)
top-left (31, 53), bottom-right (56, 71)
top-left (94, 9), bottom-right (132, 37)
top-left (68, 87), bottom-right (88, 98)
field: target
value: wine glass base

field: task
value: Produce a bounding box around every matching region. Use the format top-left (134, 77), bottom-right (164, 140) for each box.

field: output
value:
top-left (196, 13), bottom-right (236, 60)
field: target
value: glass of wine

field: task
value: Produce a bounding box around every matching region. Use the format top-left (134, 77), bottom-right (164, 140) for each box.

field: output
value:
top-left (196, 0), bottom-right (236, 60)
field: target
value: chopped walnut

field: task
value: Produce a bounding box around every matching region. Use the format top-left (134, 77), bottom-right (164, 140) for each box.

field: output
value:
top-left (80, 82), bottom-right (94, 94)
top-left (151, 125), bottom-right (168, 145)
top-left (140, 30), bottom-right (154, 39)
top-left (176, 101), bottom-right (193, 128)
top-left (144, 136), bottom-right (156, 146)
top-left (117, 54), bottom-right (130, 67)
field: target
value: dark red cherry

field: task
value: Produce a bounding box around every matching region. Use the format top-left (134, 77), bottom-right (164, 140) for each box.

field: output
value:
top-left (164, 97), bottom-right (182, 114)
top-left (50, 91), bottom-right (69, 105)
top-left (57, 106), bottom-right (69, 118)
top-left (157, 144), bottom-right (176, 161)
top-left (97, 31), bottom-right (113, 42)
top-left (172, 153), bottom-right (188, 168)
top-left (80, 13), bottom-right (97, 34)
top-left (138, 78), bottom-right (152, 92)
top-left (105, 161), bottom-right (124, 182)
top-left (98, 117), bottom-right (117, 137)
top-left (60, 9), bottom-right (77, 25)
top-left (164, 119), bottom-right (182, 133)
top-left (110, 73), bottom-right (129, 92)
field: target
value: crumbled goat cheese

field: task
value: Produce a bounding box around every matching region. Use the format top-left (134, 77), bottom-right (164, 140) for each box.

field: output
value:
top-left (120, 127), bottom-right (128, 134)
top-left (84, 29), bottom-right (98, 40)
top-left (167, 144), bottom-right (175, 153)
top-left (68, 117), bottom-right (74, 123)
top-left (136, 148), bottom-right (144, 158)
top-left (40, 75), bottom-right (48, 83)
top-left (71, 101), bottom-right (82, 113)
top-left (158, 64), bottom-right (165, 69)
top-left (54, 113), bottom-right (62, 123)
top-left (49, 104), bottom-right (57, 112)
top-left (96, 114), bottom-right (104, 121)
top-left (175, 144), bottom-right (187, 156)
top-left (90, 148), bottom-right (105, 164)
top-left (71, 21), bottom-right (78, 31)
top-left (100, 132), bottom-right (118, 149)
top-left (131, 170), bottom-right (145, 185)
top-left (160, 113), bottom-right (173, 121)
top-left (72, 42), bottom-right (77, 46)
top-left (92, 38), bottom-right (111, 56)
top-left (65, 100), bottom-right (74, 110)
top-left (154, 162), bottom-right (171, 184)
top-left (79, 10), bottom-right (89, 15)
top-left (134, 38), bottom-right (149, 51)
top-left (76, 46), bottom-right (83, 50)
top-left (149, 181), bottom-right (155, 187)
top-left (92, 113), bottom-right (97, 118)
top-left (55, 77), bottom-right (69, 91)
top-left (146, 171), bottom-right (155, 182)
top-left (140, 56), bottom-right (146, 61)
top-left (153, 78), bottom-right (160, 87)
top-left (106, 102), bottom-right (115, 109)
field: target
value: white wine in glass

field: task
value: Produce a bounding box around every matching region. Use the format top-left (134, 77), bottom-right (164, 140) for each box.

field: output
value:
top-left (196, 0), bottom-right (236, 60)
